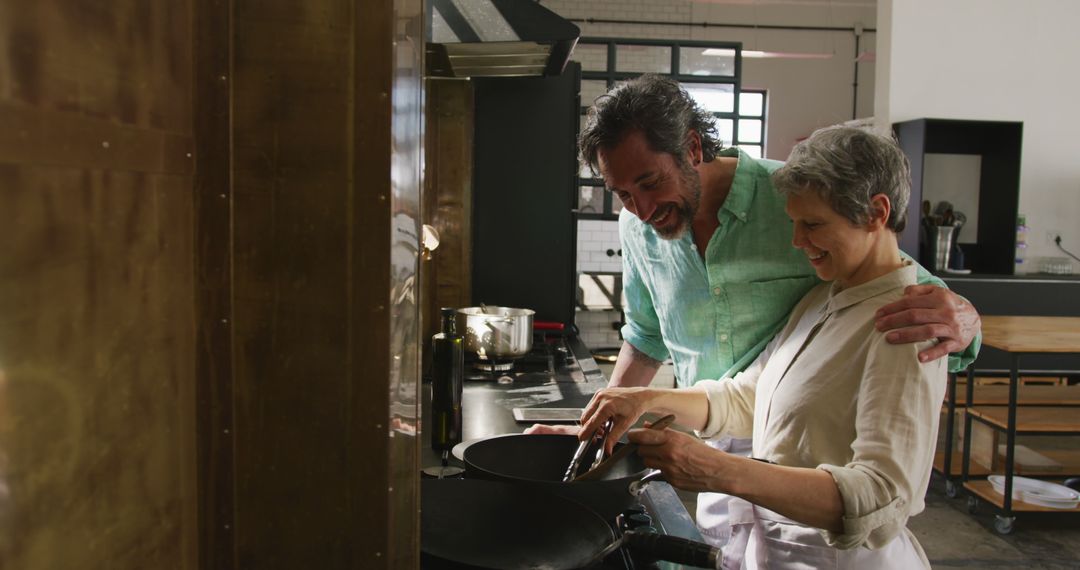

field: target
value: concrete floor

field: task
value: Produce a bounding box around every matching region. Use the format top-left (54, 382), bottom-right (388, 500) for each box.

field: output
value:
top-left (913, 475), bottom-right (1080, 569)
top-left (597, 362), bottom-right (1080, 568)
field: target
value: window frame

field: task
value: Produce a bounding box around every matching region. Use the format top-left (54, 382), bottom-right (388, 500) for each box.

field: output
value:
top-left (573, 38), bottom-right (767, 221)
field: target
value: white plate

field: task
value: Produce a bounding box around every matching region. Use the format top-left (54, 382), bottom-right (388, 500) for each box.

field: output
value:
top-left (987, 475), bottom-right (1079, 509)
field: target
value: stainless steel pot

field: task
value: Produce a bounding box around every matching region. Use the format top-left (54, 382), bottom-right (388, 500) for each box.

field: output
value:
top-left (455, 306), bottom-right (534, 359)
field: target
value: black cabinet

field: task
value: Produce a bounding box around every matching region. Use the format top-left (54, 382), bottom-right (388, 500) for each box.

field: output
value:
top-left (893, 119), bottom-right (1023, 275)
top-left (470, 64), bottom-right (581, 326)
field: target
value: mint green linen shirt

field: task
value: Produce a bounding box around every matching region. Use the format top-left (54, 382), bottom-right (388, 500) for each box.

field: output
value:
top-left (619, 148), bottom-right (978, 387)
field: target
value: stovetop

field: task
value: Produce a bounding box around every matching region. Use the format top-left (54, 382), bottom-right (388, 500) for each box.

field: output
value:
top-left (464, 333), bottom-right (589, 383)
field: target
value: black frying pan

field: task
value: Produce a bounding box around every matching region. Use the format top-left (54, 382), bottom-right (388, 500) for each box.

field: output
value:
top-left (462, 433), bottom-right (648, 520)
top-left (422, 478), bottom-right (614, 569)
top-left (422, 479), bottom-right (720, 569)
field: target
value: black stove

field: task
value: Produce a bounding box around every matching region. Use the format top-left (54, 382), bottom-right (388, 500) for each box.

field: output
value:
top-left (464, 332), bottom-right (588, 383)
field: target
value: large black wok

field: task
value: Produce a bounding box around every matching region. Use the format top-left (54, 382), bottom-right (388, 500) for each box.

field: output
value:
top-left (462, 433), bottom-right (649, 520)
top-left (422, 478), bottom-right (720, 570)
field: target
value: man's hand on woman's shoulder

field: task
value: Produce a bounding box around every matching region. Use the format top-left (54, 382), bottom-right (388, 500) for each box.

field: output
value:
top-left (874, 284), bottom-right (981, 363)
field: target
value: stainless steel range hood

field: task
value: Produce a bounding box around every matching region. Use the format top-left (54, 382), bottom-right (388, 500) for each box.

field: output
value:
top-left (427, 0), bottom-right (579, 78)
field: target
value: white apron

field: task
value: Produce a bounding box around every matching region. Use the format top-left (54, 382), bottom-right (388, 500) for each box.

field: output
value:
top-left (695, 436), bottom-right (753, 548)
top-left (717, 497), bottom-right (929, 570)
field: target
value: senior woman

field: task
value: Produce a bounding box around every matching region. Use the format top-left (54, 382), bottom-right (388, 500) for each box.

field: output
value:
top-left (579, 126), bottom-right (946, 569)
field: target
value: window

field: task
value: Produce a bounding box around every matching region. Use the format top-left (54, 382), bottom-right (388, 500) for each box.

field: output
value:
top-left (571, 38), bottom-right (767, 219)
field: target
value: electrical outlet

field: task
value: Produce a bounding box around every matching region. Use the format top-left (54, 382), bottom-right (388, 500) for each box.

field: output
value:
top-left (1047, 230), bottom-right (1061, 245)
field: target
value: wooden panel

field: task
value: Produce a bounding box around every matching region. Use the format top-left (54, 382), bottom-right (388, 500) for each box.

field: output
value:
top-left (0, 2), bottom-right (192, 132)
top-left (422, 79), bottom-right (475, 355)
top-left (229, 1), bottom-right (354, 567)
top-left (0, 2), bottom-right (196, 569)
top-left (968, 406), bottom-right (1080, 433)
top-left (192, 0), bottom-right (236, 568)
top-left (225, 0), bottom-right (422, 567)
top-left (965, 480), bottom-right (1080, 513)
top-left (0, 166), bottom-right (197, 569)
top-left (981, 316), bottom-right (1080, 353)
top-left (945, 384), bottom-right (1080, 405)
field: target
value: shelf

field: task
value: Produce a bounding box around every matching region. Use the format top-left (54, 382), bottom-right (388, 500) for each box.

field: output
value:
top-left (934, 451), bottom-right (990, 477)
top-left (967, 406), bottom-right (1080, 433)
top-left (934, 450), bottom-right (1080, 477)
top-left (945, 384), bottom-right (1080, 406)
top-left (964, 480), bottom-right (1080, 513)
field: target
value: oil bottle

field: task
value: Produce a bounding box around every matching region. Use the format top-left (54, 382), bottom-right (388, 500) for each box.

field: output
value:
top-left (430, 307), bottom-right (463, 463)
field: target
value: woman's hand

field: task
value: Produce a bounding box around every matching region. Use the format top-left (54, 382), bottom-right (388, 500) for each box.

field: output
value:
top-left (579, 387), bottom-right (653, 453)
top-left (628, 427), bottom-right (727, 493)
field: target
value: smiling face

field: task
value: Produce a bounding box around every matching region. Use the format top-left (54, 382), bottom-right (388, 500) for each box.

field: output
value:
top-left (596, 130), bottom-right (701, 240)
top-left (785, 190), bottom-right (886, 289)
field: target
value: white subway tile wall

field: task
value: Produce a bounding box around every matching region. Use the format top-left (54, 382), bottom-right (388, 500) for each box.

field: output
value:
top-left (576, 219), bottom-right (622, 273)
top-left (575, 219), bottom-right (625, 348)
top-left (576, 308), bottom-right (624, 349)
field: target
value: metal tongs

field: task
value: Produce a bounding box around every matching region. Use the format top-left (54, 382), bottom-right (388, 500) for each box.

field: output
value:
top-left (562, 418), bottom-right (614, 482)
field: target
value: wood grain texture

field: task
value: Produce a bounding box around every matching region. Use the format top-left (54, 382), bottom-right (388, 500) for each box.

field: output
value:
top-left (981, 316), bottom-right (1080, 353)
top-left (968, 406), bottom-right (1080, 433)
top-left (965, 480), bottom-right (1080, 513)
top-left (192, 0), bottom-right (236, 568)
top-left (422, 78), bottom-right (474, 357)
top-left (0, 2), bottom-right (197, 569)
top-left (945, 384), bottom-right (1080, 405)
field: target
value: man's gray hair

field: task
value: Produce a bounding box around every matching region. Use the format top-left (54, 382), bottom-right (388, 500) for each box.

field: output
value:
top-left (579, 75), bottom-right (723, 174)
top-left (772, 126), bottom-right (911, 232)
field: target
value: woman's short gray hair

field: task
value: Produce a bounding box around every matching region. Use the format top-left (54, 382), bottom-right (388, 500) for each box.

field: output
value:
top-left (772, 125), bottom-right (911, 232)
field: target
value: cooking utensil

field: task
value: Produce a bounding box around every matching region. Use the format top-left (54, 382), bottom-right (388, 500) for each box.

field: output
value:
top-left (422, 478), bottom-right (721, 570)
top-left (463, 433), bottom-right (649, 519)
top-left (456, 306), bottom-right (535, 359)
top-left (575, 414), bottom-right (677, 482)
top-left (563, 418), bottom-right (613, 482)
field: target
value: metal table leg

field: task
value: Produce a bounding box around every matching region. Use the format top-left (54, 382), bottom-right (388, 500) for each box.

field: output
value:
top-left (997, 353), bottom-right (1020, 534)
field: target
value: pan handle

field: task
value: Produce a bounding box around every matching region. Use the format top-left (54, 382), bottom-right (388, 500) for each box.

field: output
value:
top-left (628, 469), bottom-right (665, 497)
top-left (623, 530), bottom-right (722, 569)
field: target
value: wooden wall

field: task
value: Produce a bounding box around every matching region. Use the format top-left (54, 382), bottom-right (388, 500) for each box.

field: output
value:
top-left (0, 2), bottom-right (197, 568)
top-left (0, 0), bottom-right (422, 568)
top-left (422, 79), bottom-right (474, 355)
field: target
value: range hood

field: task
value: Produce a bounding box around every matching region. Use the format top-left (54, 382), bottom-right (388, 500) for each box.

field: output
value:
top-left (427, 0), bottom-right (579, 78)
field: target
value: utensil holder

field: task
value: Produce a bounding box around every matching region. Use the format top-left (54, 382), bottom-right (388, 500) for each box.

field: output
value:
top-left (928, 225), bottom-right (958, 272)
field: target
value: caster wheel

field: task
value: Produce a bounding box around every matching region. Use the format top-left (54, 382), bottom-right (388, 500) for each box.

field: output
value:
top-left (994, 516), bottom-right (1015, 535)
top-left (967, 496), bottom-right (978, 513)
top-left (945, 480), bottom-right (958, 498)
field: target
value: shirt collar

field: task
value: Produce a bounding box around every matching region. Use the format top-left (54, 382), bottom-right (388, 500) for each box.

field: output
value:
top-left (716, 147), bottom-right (759, 224)
top-left (823, 261), bottom-right (919, 316)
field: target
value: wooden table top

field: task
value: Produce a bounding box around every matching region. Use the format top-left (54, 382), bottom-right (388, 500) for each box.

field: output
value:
top-left (980, 316), bottom-right (1080, 353)
top-left (967, 406), bottom-right (1080, 433)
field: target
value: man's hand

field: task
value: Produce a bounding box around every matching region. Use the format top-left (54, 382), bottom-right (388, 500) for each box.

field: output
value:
top-left (875, 284), bottom-right (981, 363)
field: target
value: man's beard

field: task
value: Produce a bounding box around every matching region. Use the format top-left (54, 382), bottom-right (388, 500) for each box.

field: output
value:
top-left (653, 161), bottom-right (702, 240)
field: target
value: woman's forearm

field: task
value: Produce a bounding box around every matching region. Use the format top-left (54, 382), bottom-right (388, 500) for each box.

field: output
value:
top-left (726, 456), bottom-right (844, 533)
top-left (642, 387), bottom-right (712, 432)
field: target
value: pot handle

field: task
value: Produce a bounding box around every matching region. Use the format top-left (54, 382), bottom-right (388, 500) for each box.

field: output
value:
top-left (628, 469), bottom-right (665, 497)
top-left (483, 318), bottom-right (514, 327)
top-left (623, 530), bottom-right (722, 569)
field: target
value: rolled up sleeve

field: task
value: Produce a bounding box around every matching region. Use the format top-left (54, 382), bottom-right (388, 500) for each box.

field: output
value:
top-left (816, 338), bottom-right (947, 549)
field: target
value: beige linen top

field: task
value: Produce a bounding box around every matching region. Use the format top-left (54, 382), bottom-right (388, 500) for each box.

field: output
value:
top-left (694, 263), bottom-right (947, 550)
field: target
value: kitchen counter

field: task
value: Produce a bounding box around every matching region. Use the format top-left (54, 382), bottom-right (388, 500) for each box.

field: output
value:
top-left (421, 335), bottom-right (710, 567)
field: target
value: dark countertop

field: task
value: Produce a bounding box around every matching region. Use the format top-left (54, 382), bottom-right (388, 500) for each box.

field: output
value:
top-left (421, 335), bottom-right (710, 568)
